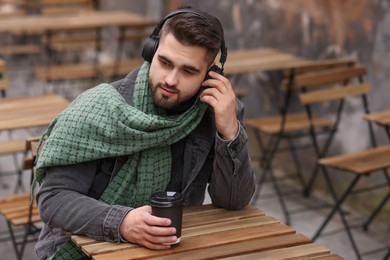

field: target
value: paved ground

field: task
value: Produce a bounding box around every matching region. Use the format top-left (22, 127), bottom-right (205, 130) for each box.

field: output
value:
top-left (0, 56), bottom-right (389, 259)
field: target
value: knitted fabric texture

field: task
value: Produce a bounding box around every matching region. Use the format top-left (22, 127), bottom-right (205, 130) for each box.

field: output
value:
top-left (35, 62), bottom-right (207, 259)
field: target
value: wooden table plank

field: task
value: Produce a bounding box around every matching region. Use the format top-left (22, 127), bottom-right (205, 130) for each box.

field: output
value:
top-left (0, 94), bottom-right (67, 110)
top-left (182, 215), bottom-right (279, 238)
top-left (0, 11), bottom-right (156, 34)
top-left (148, 233), bottom-right (311, 260)
top-left (78, 215), bottom-right (279, 256)
top-left (307, 254), bottom-right (345, 260)
top-left (91, 224), bottom-right (295, 259)
top-left (365, 110), bottom-right (390, 126)
top-left (0, 94), bottom-right (69, 131)
top-left (319, 145), bottom-right (390, 174)
top-left (182, 205), bottom-right (264, 228)
top-left (224, 243), bottom-right (331, 260)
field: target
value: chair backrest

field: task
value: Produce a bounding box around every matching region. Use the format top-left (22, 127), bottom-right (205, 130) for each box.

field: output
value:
top-left (280, 58), bottom-right (357, 90)
top-left (22, 136), bottom-right (41, 182)
top-left (285, 58), bottom-right (356, 76)
top-left (295, 64), bottom-right (374, 149)
top-left (296, 65), bottom-right (370, 106)
top-left (294, 66), bottom-right (366, 90)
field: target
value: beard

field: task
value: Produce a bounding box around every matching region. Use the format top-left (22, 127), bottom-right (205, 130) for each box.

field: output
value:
top-left (150, 80), bottom-right (181, 110)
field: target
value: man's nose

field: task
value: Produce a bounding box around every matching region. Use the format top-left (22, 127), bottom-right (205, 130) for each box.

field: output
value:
top-left (165, 70), bottom-right (179, 86)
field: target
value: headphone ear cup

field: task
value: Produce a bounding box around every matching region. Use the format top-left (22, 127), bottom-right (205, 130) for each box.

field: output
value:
top-left (204, 65), bottom-right (223, 81)
top-left (142, 37), bottom-right (159, 62)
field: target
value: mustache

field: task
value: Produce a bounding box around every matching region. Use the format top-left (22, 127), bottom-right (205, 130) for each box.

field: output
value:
top-left (157, 83), bottom-right (178, 92)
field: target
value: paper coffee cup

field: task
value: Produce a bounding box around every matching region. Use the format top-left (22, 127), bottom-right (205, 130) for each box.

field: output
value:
top-left (149, 191), bottom-right (183, 244)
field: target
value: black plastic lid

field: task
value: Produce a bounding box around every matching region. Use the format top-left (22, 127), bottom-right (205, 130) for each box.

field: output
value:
top-left (149, 191), bottom-right (183, 207)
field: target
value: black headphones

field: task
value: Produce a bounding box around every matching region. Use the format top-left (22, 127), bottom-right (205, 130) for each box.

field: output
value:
top-left (142, 8), bottom-right (228, 79)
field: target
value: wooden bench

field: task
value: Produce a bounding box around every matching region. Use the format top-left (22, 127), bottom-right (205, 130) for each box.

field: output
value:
top-left (0, 136), bottom-right (41, 260)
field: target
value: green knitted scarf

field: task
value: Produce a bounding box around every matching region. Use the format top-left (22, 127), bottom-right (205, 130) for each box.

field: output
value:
top-left (35, 62), bottom-right (207, 259)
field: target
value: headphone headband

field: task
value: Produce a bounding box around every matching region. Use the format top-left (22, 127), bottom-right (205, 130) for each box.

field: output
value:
top-left (142, 8), bottom-right (227, 67)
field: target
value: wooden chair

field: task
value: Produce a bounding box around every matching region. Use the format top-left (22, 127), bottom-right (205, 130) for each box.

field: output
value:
top-left (313, 144), bottom-right (390, 259)
top-left (245, 62), bottom-right (368, 224)
top-left (33, 24), bottom-right (151, 85)
top-left (0, 138), bottom-right (27, 191)
top-left (0, 58), bottom-right (7, 97)
top-left (296, 72), bottom-right (390, 259)
top-left (360, 110), bottom-right (390, 231)
top-left (297, 65), bottom-right (371, 195)
top-left (0, 2), bottom-right (42, 59)
top-left (0, 136), bottom-right (42, 260)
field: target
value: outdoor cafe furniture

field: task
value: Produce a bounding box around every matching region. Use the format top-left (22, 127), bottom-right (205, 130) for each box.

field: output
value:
top-left (221, 47), bottom-right (357, 224)
top-left (0, 57), bottom-right (8, 97)
top-left (70, 204), bottom-right (344, 259)
top-left (308, 107), bottom-right (390, 259)
top-left (0, 94), bottom-right (69, 191)
top-left (0, 10), bottom-right (156, 82)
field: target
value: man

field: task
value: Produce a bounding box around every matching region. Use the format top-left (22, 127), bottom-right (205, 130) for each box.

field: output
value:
top-left (34, 8), bottom-right (255, 259)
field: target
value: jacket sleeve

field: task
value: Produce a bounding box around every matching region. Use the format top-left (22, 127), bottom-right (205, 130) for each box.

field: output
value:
top-left (36, 159), bottom-right (132, 242)
top-left (208, 99), bottom-right (256, 210)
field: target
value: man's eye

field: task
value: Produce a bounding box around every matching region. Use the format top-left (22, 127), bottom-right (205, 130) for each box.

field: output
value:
top-left (184, 69), bottom-right (194, 75)
top-left (160, 59), bottom-right (170, 66)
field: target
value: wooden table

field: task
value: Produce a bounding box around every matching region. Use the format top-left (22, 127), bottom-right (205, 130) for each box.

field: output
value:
top-left (224, 47), bottom-right (356, 75)
top-left (362, 110), bottom-right (390, 231)
top-left (71, 204), bottom-right (343, 259)
top-left (0, 10), bottom-right (156, 34)
top-left (0, 94), bottom-right (69, 191)
top-left (0, 94), bottom-right (69, 131)
top-left (224, 48), bottom-right (307, 75)
top-left (0, 10), bottom-right (155, 82)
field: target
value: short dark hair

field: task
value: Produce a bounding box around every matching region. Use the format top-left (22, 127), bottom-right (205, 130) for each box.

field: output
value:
top-left (160, 10), bottom-right (224, 64)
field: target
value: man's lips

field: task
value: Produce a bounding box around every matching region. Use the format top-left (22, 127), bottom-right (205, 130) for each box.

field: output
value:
top-left (159, 86), bottom-right (177, 97)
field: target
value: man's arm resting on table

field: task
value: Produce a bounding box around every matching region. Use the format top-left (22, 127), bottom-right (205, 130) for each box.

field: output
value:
top-left (36, 159), bottom-right (131, 243)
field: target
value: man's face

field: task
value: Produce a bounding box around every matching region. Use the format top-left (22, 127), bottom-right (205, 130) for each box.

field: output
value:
top-left (148, 33), bottom-right (209, 110)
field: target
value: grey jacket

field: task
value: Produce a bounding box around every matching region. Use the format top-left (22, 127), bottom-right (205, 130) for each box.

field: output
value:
top-left (35, 69), bottom-right (255, 259)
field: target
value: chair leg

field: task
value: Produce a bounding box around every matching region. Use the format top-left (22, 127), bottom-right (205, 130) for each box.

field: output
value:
top-left (287, 139), bottom-right (306, 191)
top-left (363, 191), bottom-right (390, 231)
top-left (252, 129), bottom-right (271, 202)
top-left (252, 131), bottom-right (290, 224)
top-left (6, 221), bottom-right (22, 260)
top-left (383, 247), bottom-right (390, 260)
top-left (304, 128), bottom-right (338, 197)
top-left (313, 173), bottom-right (362, 260)
top-left (252, 130), bottom-right (279, 199)
top-left (268, 166), bottom-right (291, 224)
